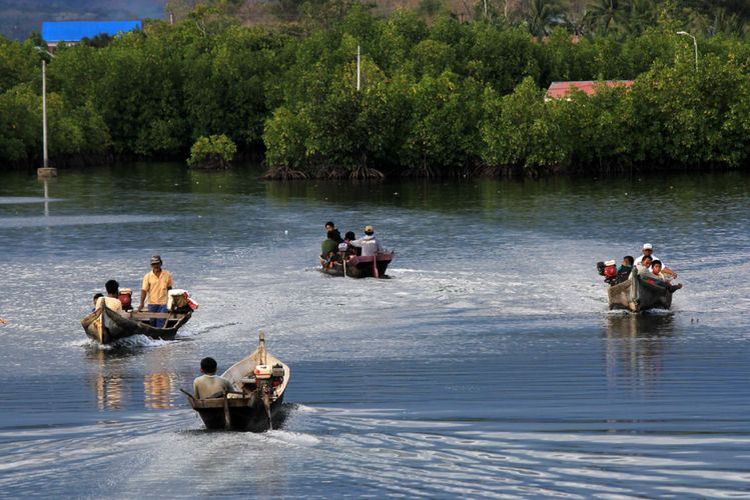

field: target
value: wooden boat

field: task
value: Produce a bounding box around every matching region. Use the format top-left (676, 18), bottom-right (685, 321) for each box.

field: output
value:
top-left (81, 305), bottom-right (192, 344)
top-left (608, 269), bottom-right (673, 312)
top-left (320, 251), bottom-right (394, 278)
top-left (183, 332), bottom-right (290, 432)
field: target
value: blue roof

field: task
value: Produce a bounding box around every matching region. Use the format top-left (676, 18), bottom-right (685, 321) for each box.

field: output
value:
top-left (42, 20), bottom-right (142, 43)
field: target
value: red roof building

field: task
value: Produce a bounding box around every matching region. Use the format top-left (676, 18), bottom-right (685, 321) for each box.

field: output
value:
top-left (546, 80), bottom-right (634, 100)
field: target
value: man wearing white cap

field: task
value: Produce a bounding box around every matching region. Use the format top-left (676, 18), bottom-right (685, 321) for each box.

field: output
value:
top-left (635, 243), bottom-right (676, 278)
top-left (352, 225), bottom-right (383, 257)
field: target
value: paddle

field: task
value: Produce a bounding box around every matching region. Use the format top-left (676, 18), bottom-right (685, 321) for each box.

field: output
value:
top-left (223, 393), bottom-right (232, 430)
top-left (179, 388), bottom-right (195, 402)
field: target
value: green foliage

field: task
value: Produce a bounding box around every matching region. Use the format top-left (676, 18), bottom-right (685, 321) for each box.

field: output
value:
top-left (0, 38), bottom-right (38, 94)
top-left (0, 83), bottom-right (40, 162)
top-left (480, 77), bottom-right (567, 171)
top-left (187, 134), bottom-right (237, 168)
top-left (400, 72), bottom-right (483, 176)
top-left (2, 2), bottom-right (750, 176)
top-left (553, 84), bottom-right (631, 168)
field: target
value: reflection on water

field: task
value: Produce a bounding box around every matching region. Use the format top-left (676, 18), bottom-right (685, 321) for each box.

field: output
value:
top-left (42, 178), bottom-right (49, 217)
top-left (88, 348), bottom-right (177, 410)
top-left (144, 372), bottom-right (174, 409)
top-left (93, 373), bottom-right (125, 410)
top-left (88, 349), bottom-right (127, 411)
top-left (603, 313), bottom-right (675, 388)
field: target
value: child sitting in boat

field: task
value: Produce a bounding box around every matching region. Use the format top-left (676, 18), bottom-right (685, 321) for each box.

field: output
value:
top-left (92, 293), bottom-right (104, 312)
top-left (650, 260), bottom-right (683, 293)
top-left (635, 255), bottom-right (653, 274)
top-left (343, 231), bottom-right (361, 257)
top-left (614, 255), bottom-right (634, 284)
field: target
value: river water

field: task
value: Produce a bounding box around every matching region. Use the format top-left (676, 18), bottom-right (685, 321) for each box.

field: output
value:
top-left (0, 164), bottom-right (749, 498)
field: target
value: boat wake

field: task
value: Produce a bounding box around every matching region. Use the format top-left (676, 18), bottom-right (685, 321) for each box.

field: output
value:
top-left (183, 321), bottom-right (242, 337)
top-left (89, 335), bottom-right (176, 349)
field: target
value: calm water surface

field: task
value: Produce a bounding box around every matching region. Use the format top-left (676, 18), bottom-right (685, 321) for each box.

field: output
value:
top-left (0, 164), bottom-right (749, 498)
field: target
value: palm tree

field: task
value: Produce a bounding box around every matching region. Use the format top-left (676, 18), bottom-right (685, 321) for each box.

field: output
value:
top-left (708, 7), bottom-right (747, 37)
top-left (621, 0), bottom-right (658, 36)
top-left (586, 0), bottom-right (621, 34)
top-left (523, 0), bottom-right (568, 37)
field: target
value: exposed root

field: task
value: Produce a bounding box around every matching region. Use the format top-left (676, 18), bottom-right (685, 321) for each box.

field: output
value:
top-left (348, 165), bottom-right (384, 180)
top-left (403, 161), bottom-right (437, 179)
top-left (262, 165), bottom-right (308, 180)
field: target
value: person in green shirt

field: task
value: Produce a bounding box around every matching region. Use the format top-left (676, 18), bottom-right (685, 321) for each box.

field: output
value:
top-left (321, 230), bottom-right (340, 268)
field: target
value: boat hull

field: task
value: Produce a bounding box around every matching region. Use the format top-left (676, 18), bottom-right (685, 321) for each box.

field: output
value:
top-left (81, 306), bottom-right (192, 344)
top-left (188, 394), bottom-right (287, 432)
top-left (320, 252), bottom-right (394, 278)
top-left (608, 272), bottom-right (673, 312)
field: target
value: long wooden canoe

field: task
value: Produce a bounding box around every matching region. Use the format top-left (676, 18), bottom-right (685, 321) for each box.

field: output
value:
top-left (184, 332), bottom-right (290, 432)
top-left (320, 251), bottom-right (394, 278)
top-left (81, 305), bottom-right (192, 344)
top-left (608, 269), bottom-right (673, 312)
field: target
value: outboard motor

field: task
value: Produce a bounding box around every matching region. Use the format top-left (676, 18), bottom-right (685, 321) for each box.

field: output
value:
top-left (271, 364), bottom-right (285, 388)
top-left (253, 364), bottom-right (284, 394)
top-left (597, 260), bottom-right (618, 285)
top-left (596, 261), bottom-right (606, 275)
top-left (118, 288), bottom-right (133, 311)
top-left (603, 260), bottom-right (617, 280)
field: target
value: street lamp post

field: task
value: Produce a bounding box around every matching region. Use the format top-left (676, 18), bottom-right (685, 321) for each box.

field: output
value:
top-left (676, 31), bottom-right (698, 73)
top-left (35, 48), bottom-right (56, 178)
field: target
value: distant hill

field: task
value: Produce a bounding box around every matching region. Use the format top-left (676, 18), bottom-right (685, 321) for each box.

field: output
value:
top-left (0, 0), bottom-right (165, 40)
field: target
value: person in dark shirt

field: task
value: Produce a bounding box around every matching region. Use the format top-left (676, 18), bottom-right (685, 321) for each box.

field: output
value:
top-left (343, 231), bottom-right (360, 256)
top-left (324, 221), bottom-right (343, 244)
top-left (615, 255), bottom-right (634, 283)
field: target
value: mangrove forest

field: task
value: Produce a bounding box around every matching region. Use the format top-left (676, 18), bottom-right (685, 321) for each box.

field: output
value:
top-left (3, 0), bottom-right (750, 178)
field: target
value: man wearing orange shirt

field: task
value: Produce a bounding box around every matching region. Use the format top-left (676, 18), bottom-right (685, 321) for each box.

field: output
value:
top-left (138, 255), bottom-right (174, 327)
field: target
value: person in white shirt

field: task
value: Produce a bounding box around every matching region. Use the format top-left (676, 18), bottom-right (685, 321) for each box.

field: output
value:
top-left (96, 280), bottom-right (124, 314)
top-left (635, 243), bottom-right (676, 278)
top-left (351, 225), bottom-right (384, 257)
top-left (634, 243), bottom-right (661, 265)
top-left (635, 254), bottom-right (654, 274)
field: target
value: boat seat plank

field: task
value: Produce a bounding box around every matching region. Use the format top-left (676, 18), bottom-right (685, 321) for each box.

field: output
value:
top-left (128, 312), bottom-right (185, 320)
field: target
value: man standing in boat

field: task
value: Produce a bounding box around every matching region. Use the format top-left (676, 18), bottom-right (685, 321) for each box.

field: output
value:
top-left (193, 357), bottom-right (235, 399)
top-left (138, 255), bottom-right (174, 328)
